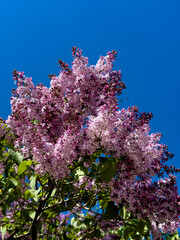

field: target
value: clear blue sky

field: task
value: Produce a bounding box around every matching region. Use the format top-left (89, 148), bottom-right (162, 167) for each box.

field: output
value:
top-left (0, 0), bottom-right (180, 186)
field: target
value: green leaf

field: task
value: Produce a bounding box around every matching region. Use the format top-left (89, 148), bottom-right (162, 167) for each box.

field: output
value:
top-left (15, 186), bottom-right (22, 196)
top-left (1, 217), bottom-right (9, 222)
top-left (30, 188), bottom-right (41, 201)
top-left (103, 201), bottom-right (119, 220)
top-left (17, 160), bottom-right (32, 175)
top-left (17, 161), bottom-right (27, 175)
top-left (99, 199), bottom-right (108, 209)
top-left (120, 206), bottom-right (127, 219)
top-left (1, 226), bottom-right (7, 236)
top-left (8, 149), bottom-right (23, 165)
top-left (9, 177), bottom-right (18, 187)
top-left (71, 217), bottom-right (78, 228)
top-left (124, 227), bottom-right (131, 240)
top-left (30, 176), bottom-right (36, 189)
top-left (29, 211), bottom-right (36, 219)
top-left (26, 160), bottom-right (32, 167)
top-left (92, 229), bottom-right (101, 238)
top-left (43, 209), bottom-right (50, 217)
top-left (51, 189), bottom-right (56, 197)
top-left (24, 189), bottom-right (32, 200)
top-left (98, 161), bottom-right (117, 182)
top-left (137, 220), bottom-right (146, 235)
top-left (75, 167), bottom-right (85, 180)
top-left (8, 188), bottom-right (14, 194)
top-left (33, 190), bottom-right (40, 201)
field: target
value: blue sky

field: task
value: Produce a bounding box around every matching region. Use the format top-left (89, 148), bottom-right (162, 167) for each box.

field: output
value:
top-left (0, 0), bottom-right (180, 187)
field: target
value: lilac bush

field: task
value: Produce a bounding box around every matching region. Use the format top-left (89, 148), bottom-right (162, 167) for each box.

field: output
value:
top-left (0, 47), bottom-right (179, 239)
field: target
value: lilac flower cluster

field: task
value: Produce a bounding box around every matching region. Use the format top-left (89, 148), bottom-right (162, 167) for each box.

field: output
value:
top-left (6, 48), bottom-right (180, 235)
top-left (6, 48), bottom-right (124, 179)
top-left (110, 175), bottom-right (180, 236)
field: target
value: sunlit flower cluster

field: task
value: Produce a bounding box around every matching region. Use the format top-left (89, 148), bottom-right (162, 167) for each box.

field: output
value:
top-left (5, 48), bottom-right (180, 236)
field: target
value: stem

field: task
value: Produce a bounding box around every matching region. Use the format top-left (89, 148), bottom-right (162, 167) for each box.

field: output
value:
top-left (31, 177), bottom-right (55, 240)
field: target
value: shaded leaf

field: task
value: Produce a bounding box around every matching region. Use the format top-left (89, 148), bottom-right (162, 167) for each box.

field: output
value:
top-left (98, 161), bottom-right (117, 182)
top-left (24, 189), bottom-right (32, 200)
top-left (137, 221), bottom-right (146, 235)
top-left (8, 149), bottom-right (23, 165)
top-left (9, 177), bottom-right (18, 188)
top-left (103, 201), bottom-right (119, 220)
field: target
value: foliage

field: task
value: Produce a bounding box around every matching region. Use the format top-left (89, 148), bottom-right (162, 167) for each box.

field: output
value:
top-left (0, 48), bottom-right (180, 239)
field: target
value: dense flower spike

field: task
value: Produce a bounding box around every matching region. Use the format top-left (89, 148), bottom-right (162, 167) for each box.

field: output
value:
top-left (7, 49), bottom-right (125, 178)
top-left (4, 48), bottom-right (180, 238)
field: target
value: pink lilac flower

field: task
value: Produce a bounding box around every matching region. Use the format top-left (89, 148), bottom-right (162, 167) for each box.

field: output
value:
top-left (6, 48), bottom-right (180, 234)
